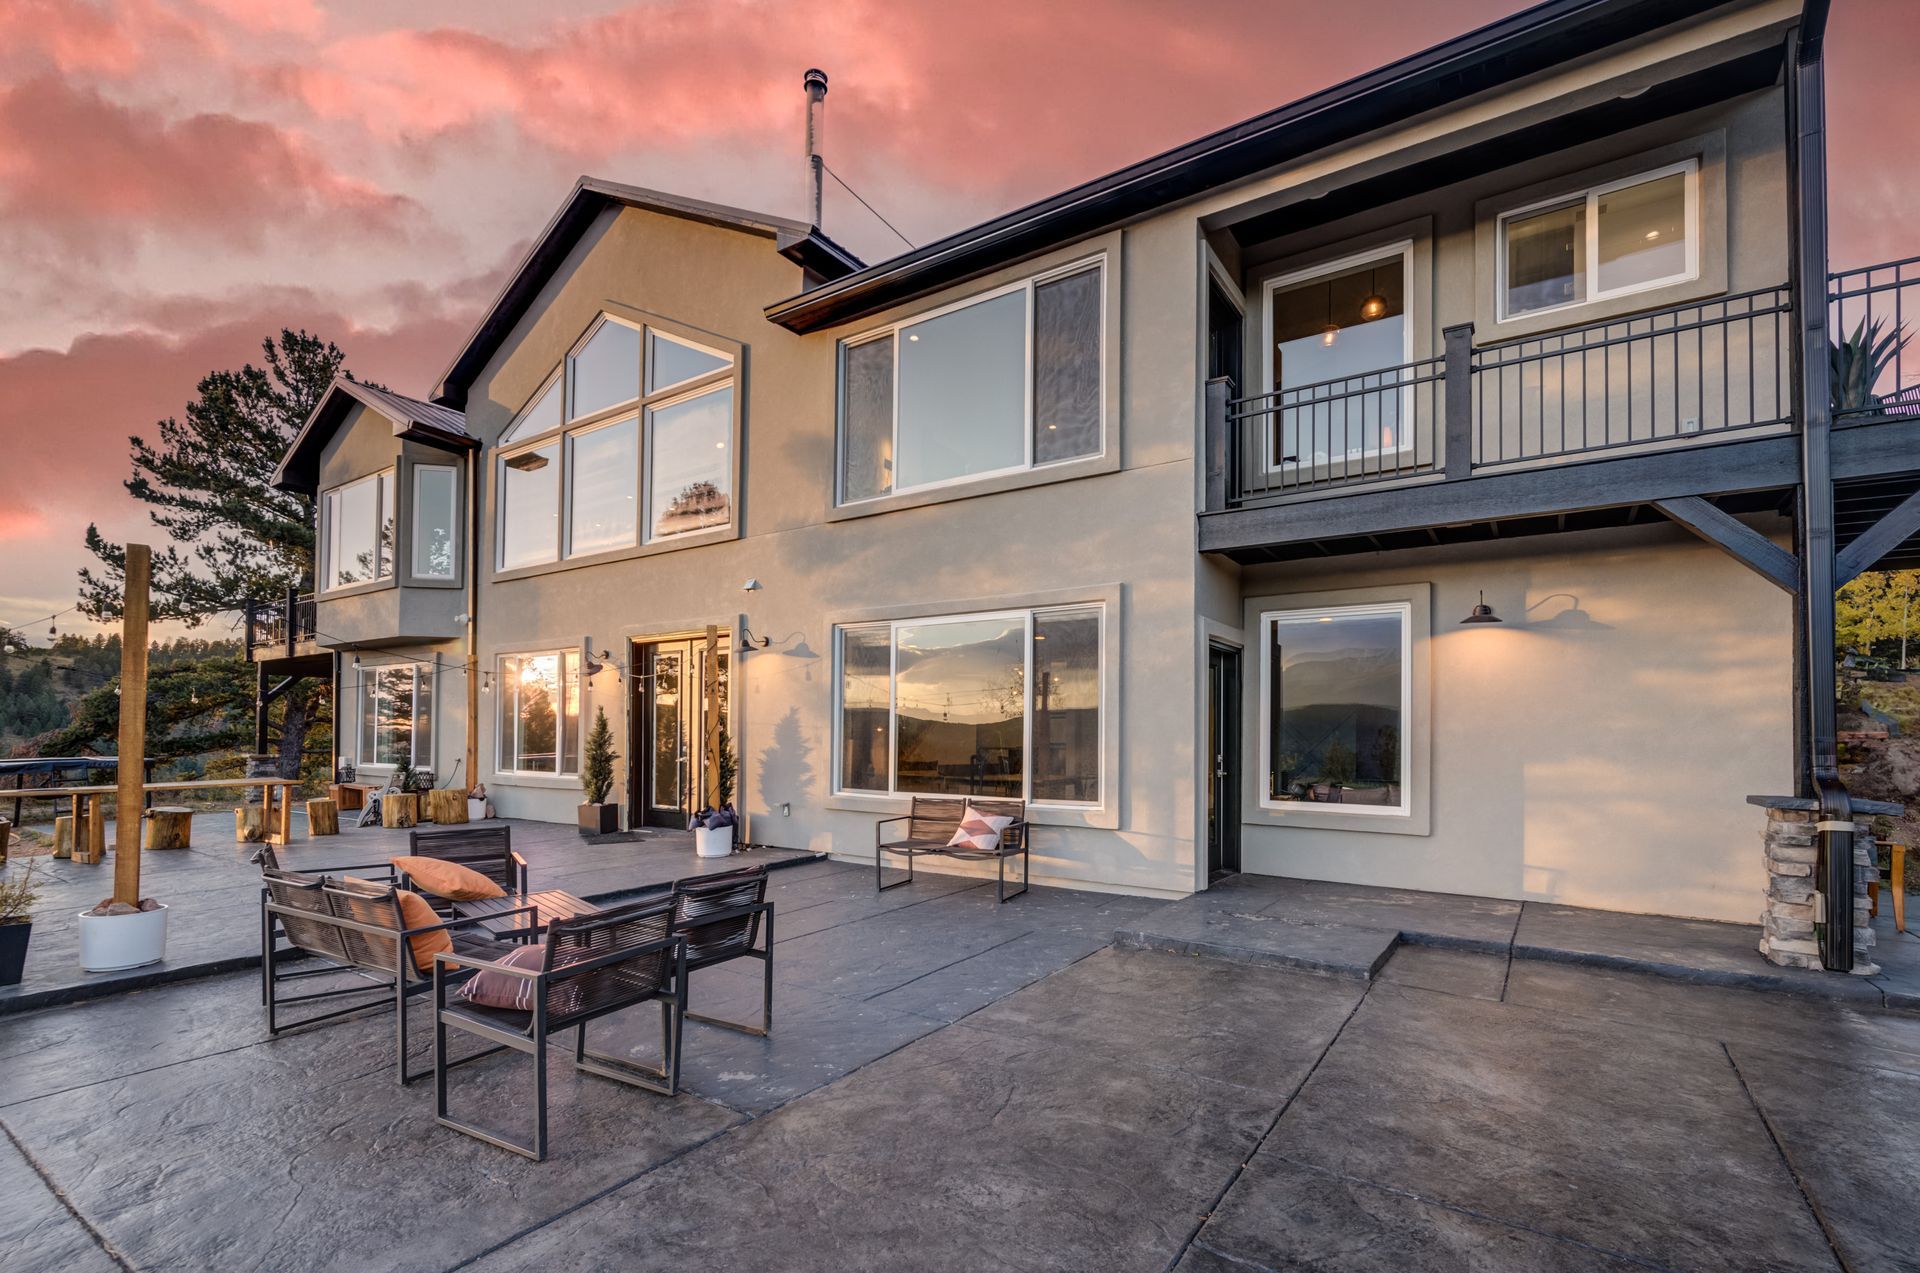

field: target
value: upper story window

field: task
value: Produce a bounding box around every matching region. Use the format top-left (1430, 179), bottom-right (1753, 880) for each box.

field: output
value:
top-left (411, 464), bottom-right (459, 581)
top-left (322, 469), bottom-right (394, 591)
top-left (838, 259), bottom-right (1104, 504)
top-left (496, 314), bottom-right (735, 571)
top-left (1498, 159), bottom-right (1699, 321)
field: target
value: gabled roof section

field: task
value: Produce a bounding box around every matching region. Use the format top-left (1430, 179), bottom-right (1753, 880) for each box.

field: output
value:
top-left (766, 0), bottom-right (1797, 334)
top-left (432, 177), bottom-right (864, 408)
top-left (272, 378), bottom-right (475, 495)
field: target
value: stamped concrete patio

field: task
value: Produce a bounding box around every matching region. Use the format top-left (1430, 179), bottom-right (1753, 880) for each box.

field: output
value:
top-left (4, 857), bottom-right (1919, 1272)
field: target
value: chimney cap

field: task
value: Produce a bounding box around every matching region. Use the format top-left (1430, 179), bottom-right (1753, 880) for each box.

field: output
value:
top-left (804, 68), bottom-right (828, 93)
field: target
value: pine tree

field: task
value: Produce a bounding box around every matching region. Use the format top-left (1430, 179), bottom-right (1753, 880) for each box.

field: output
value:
top-left (78, 330), bottom-right (372, 776)
top-left (581, 708), bottom-right (617, 805)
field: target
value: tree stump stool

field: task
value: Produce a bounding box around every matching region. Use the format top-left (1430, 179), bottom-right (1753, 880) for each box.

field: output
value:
top-left (0, 816), bottom-right (11, 864)
top-left (382, 792), bottom-right (419, 829)
top-left (84, 797), bottom-right (107, 864)
top-left (306, 798), bottom-right (340, 837)
top-left (423, 789), bottom-right (467, 825)
top-left (53, 815), bottom-right (75, 860)
top-left (145, 807), bottom-right (193, 850)
top-left (235, 805), bottom-right (267, 843)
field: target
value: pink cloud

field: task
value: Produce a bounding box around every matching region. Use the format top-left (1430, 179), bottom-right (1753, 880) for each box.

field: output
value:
top-left (0, 76), bottom-right (419, 253)
top-left (192, 0), bottom-right (325, 39)
top-left (1, 0), bottom-right (210, 78)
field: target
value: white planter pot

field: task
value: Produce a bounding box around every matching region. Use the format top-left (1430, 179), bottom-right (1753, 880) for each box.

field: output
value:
top-left (78, 904), bottom-right (168, 972)
top-left (694, 826), bottom-right (734, 859)
top-left (467, 798), bottom-right (488, 822)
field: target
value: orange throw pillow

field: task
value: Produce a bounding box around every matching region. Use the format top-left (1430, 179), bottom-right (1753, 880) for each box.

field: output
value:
top-left (391, 855), bottom-right (506, 901)
top-left (388, 888), bottom-right (453, 973)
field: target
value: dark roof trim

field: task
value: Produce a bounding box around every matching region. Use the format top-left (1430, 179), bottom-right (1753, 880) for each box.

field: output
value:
top-left (273, 378), bottom-right (475, 495)
top-left (766, 0), bottom-right (1792, 334)
top-left (432, 177), bottom-right (863, 408)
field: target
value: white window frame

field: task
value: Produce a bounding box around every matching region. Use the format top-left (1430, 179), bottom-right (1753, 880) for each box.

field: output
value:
top-left (835, 257), bottom-right (1107, 505)
top-left (320, 468), bottom-right (395, 593)
top-left (831, 603), bottom-right (1105, 808)
top-left (1495, 158), bottom-right (1702, 323)
top-left (1258, 240), bottom-right (1416, 474)
top-left (1258, 601), bottom-right (1413, 817)
top-left (410, 464), bottom-right (459, 582)
top-left (495, 314), bottom-right (735, 571)
top-left (495, 649), bottom-right (584, 777)
top-left (358, 661), bottom-right (432, 770)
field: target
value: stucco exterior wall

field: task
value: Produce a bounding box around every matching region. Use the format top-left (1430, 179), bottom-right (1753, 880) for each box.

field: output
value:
top-left (1232, 522), bottom-right (1795, 923)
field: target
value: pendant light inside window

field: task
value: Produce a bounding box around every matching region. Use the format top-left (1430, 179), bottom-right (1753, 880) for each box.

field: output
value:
top-left (1359, 265), bottom-right (1389, 323)
top-left (1319, 279), bottom-right (1340, 347)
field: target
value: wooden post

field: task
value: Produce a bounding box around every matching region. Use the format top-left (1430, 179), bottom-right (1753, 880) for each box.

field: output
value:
top-left (85, 795), bottom-right (108, 865)
top-left (113, 544), bottom-right (152, 904)
top-left (703, 625), bottom-right (722, 808)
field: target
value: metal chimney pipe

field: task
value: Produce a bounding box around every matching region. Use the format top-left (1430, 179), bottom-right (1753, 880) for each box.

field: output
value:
top-left (803, 68), bottom-right (828, 227)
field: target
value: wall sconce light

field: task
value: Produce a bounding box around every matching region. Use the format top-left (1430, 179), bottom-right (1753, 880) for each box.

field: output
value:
top-left (739, 625), bottom-right (772, 653)
top-left (742, 579), bottom-right (762, 592)
top-left (1460, 591), bottom-right (1503, 625)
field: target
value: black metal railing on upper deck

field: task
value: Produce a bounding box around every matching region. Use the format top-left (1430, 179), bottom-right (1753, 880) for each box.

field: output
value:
top-left (1829, 256), bottom-right (1920, 422)
top-left (244, 589), bottom-right (316, 658)
top-left (1209, 282), bottom-right (1800, 510)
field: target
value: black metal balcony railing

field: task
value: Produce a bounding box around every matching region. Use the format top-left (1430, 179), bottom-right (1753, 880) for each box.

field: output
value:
top-left (1828, 256), bottom-right (1920, 422)
top-left (1206, 273), bottom-right (1893, 511)
top-left (245, 590), bottom-right (316, 657)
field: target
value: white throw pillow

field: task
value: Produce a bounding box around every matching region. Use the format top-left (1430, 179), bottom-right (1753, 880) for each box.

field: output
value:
top-left (947, 806), bottom-right (1015, 853)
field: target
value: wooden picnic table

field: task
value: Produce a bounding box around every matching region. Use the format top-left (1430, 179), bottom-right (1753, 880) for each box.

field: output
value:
top-left (11, 778), bottom-right (306, 858)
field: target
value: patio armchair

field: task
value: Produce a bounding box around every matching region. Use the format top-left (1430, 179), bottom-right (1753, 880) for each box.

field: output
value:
top-left (670, 865), bottom-right (774, 1036)
top-left (875, 796), bottom-right (1030, 903)
top-left (433, 896), bottom-right (687, 1161)
top-left (259, 867), bottom-right (531, 1085)
top-left (403, 824), bottom-right (530, 898)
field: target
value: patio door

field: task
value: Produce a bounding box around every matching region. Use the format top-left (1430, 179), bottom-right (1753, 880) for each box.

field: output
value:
top-left (631, 635), bottom-right (729, 829)
top-left (1207, 643), bottom-right (1242, 878)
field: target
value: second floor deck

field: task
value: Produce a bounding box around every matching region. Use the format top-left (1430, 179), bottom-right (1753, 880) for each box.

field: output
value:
top-left (1201, 258), bottom-right (1920, 561)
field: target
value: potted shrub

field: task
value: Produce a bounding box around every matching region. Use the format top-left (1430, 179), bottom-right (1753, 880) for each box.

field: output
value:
top-left (0, 855), bottom-right (41, 987)
top-left (579, 708), bottom-right (620, 835)
top-left (693, 806), bottom-right (738, 858)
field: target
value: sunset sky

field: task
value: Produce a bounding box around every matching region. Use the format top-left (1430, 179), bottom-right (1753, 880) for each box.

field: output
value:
top-left (1, 0), bottom-right (1911, 640)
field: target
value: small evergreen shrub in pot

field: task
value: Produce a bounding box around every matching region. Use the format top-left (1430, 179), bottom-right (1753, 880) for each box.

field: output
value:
top-left (0, 855), bottom-right (41, 986)
top-left (579, 708), bottom-right (620, 835)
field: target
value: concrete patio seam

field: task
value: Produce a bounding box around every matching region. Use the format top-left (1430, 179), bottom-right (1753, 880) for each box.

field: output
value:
top-left (0, 1117), bottom-right (137, 1273)
top-left (1721, 1043), bottom-right (1858, 1273)
top-left (1257, 1154), bottom-right (1685, 1273)
top-left (1186, 1237), bottom-right (1280, 1272)
top-left (858, 928), bottom-right (1035, 1002)
top-left (1160, 979), bottom-right (1373, 1273)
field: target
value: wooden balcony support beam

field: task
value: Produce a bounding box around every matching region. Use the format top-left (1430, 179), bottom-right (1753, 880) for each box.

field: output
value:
top-left (1652, 497), bottom-right (1800, 594)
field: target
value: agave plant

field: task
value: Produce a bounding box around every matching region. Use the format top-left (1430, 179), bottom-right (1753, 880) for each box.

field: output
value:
top-left (1831, 317), bottom-right (1911, 413)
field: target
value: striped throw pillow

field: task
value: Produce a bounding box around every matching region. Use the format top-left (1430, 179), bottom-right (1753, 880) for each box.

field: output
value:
top-left (458, 943), bottom-right (547, 1011)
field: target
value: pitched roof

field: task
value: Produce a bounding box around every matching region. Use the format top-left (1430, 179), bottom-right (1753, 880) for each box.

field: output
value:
top-left (272, 378), bottom-right (475, 494)
top-left (430, 177), bottom-right (863, 408)
top-left (765, 0), bottom-right (1798, 333)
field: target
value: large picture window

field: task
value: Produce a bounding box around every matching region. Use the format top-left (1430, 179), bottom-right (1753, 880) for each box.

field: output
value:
top-left (359, 663), bottom-right (433, 769)
top-left (837, 259), bottom-right (1104, 504)
top-left (322, 470), bottom-right (395, 591)
top-left (1261, 603), bottom-right (1409, 814)
top-left (496, 314), bottom-right (734, 569)
top-left (497, 650), bottom-right (582, 775)
top-left (835, 605), bottom-right (1103, 805)
top-left (1498, 160), bottom-right (1700, 320)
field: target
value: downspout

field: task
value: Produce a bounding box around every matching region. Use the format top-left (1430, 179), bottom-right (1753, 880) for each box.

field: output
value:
top-left (464, 450), bottom-right (480, 797)
top-left (1786, 3), bottom-right (1854, 971)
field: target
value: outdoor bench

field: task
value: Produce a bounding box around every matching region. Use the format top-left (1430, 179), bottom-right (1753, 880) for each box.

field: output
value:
top-left (875, 795), bottom-right (1030, 903)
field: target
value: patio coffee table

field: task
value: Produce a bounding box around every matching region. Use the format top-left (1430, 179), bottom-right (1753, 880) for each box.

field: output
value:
top-left (451, 890), bottom-right (598, 941)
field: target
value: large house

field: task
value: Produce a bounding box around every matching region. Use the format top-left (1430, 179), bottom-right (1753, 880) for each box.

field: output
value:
top-left (255, 0), bottom-right (1915, 966)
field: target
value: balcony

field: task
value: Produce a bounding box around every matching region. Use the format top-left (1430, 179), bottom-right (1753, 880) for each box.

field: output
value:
top-left (1201, 262), bottom-right (1920, 561)
top-left (244, 590), bottom-right (318, 664)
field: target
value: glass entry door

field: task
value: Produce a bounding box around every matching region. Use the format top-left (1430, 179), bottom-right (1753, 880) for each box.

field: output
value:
top-left (1207, 643), bottom-right (1242, 878)
top-left (631, 635), bottom-right (729, 829)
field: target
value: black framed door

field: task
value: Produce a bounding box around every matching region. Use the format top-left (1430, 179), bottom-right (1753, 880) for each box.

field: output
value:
top-left (1207, 643), bottom-right (1242, 877)
top-left (631, 637), bottom-right (728, 829)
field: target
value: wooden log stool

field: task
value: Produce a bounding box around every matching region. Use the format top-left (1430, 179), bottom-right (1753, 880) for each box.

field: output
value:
top-left (382, 792), bottom-right (419, 829)
top-left (81, 797), bottom-right (107, 864)
top-left (306, 797), bottom-right (339, 837)
top-left (53, 814), bottom-right (75, 860)
top-left (234, 805), bottom-right (267, 844)
top-left (0, 816), bottom-right (9, 864)
top-left (423, 789), bottom-right (467, 826)
top-left (145, 806), bottom-right (193, 850)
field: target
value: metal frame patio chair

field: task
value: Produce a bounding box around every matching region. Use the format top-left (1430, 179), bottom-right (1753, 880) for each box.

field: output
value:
top-left (432, 895), bottom-right (687, 1162)
top-left (670, 865), bottom-right (774, 1036)
top-left (875, 796), bottom-right (1030, 903)
top-left (404, 823), bottom-right (530, 897)
top-left (260, 867), bottom-right (531, 1085)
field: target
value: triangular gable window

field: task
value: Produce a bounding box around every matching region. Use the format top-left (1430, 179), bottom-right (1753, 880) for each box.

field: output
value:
top-left (647, 330), bottom-right (730, 394)
top-left (568, 317), bottom-right (641, 420)
top-left (500, 377), bottom-right (561, 446)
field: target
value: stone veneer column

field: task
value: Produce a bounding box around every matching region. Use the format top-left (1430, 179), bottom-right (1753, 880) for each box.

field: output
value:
top-left (1757, 804), bottom-right (1877, 975)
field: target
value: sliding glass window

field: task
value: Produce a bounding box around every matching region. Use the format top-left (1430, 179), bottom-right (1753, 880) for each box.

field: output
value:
top-left (498, 650), bottom-right (582, 775)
